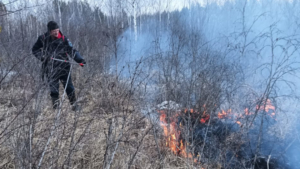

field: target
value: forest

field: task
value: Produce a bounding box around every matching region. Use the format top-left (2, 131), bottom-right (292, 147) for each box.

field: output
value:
top-left (0, 0), bottom-right (300, 168)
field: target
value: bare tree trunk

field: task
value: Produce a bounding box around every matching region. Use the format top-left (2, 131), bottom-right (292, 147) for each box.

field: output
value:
top-left (133, 1), bottom-right (137, 41)
top-left (58, 0), bottom-right (62, 32)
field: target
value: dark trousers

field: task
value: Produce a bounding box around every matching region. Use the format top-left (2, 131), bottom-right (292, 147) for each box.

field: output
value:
top-left (48, 71), bottom-right (76, 105)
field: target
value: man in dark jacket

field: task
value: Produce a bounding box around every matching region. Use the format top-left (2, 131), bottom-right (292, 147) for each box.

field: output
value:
top-left (32, 21), bottom-right (86, 111)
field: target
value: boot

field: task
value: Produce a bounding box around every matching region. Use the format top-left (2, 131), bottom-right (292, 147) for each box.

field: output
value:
top-left (68, 93), bottom-right (76, 105)
top-left (52, 97), bottom-right (60, 109)
top-left (71, 103), bottom-right (81, 111)
top-left (68, 93), bottom-right (81, 111)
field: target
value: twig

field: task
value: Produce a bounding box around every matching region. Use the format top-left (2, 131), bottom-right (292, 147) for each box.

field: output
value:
top-left (267, 155), bottom-right (271, 169)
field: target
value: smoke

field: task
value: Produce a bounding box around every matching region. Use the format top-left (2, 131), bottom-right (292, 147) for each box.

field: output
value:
top-left (115, 0), bottom-right (300, 168)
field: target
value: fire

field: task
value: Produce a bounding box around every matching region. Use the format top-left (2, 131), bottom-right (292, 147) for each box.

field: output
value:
top-left (218, 109), bottom-right (232, 119)
top-left (158, 99), bottom-right (276, 163)
top-left (159, 111), bottom-right (179, 154)
top-left (160, 113), bottom-right (168, 136)
top-left (256, 99), bottom-right (275, 112)
top-left (159, 109), bottom-right (198, 161)
top-left (185, 108), bottom-right (194, 113)
top-left (218, 99), bottom-right (276, 126)
top-left (200, 108), bottom-right (210, 124)
top-left (253, 99), bottom-right (276, 120)
top-left (200, 114), bottom-right (210, 124)
top-left (180, 140), bottom-right (193, 158)
top-left (244, 108), bottom-right (252, 115)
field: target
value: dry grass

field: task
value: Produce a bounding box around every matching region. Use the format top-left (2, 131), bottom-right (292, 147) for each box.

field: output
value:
top-left (0, 74), bottom-right (208, 169)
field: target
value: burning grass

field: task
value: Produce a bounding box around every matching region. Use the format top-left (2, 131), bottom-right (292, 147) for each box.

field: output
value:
top-left (157, 100), bottom-right (291, 169)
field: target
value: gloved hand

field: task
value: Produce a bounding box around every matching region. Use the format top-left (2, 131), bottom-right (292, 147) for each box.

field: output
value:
top-left (80, 59), bottom-right (86, 67)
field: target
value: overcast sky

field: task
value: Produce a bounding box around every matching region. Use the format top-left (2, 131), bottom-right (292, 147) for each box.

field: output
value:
top-left (3, 0), bottom-right (294, 16)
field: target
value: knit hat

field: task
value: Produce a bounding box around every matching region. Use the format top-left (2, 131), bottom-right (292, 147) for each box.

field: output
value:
top-left (47, 21), bottom-right (59, 32)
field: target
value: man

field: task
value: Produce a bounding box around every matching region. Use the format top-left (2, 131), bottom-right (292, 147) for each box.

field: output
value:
top-left (32, 21), bottom-right (86, 111)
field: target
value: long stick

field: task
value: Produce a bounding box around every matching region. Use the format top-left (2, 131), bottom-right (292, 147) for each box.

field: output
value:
top-left (51, 57), bottom-right (84, 66)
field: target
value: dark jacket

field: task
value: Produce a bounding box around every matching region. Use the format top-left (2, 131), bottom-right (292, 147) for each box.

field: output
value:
top-left (32, 31), bottom-right (84, 78)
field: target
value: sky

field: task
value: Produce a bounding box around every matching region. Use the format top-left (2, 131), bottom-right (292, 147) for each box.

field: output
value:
top-left (72, 0), bottom-right (295, 16)
top-left (2, 0), bottom-right (295, 16)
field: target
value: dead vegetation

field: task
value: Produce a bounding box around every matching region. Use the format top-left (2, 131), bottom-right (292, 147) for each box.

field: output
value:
top-left (1, 0), bottom-right (300, 168)
top-left (0, 73), bottom-right (159, 169)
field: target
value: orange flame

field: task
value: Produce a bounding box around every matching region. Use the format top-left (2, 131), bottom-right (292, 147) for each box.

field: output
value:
top-left (158, 100), bottom-right (276, 164)
top-left (200, 114), bottom-right (210, 124)
top-left (256, 99), bottom-right (275, 112)
top-left (218, 110), bottom-right (227, 119)
top-left (159, 109), bottom-right (199, 162)
top-left (218, 109), bottom-right (232, 119)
